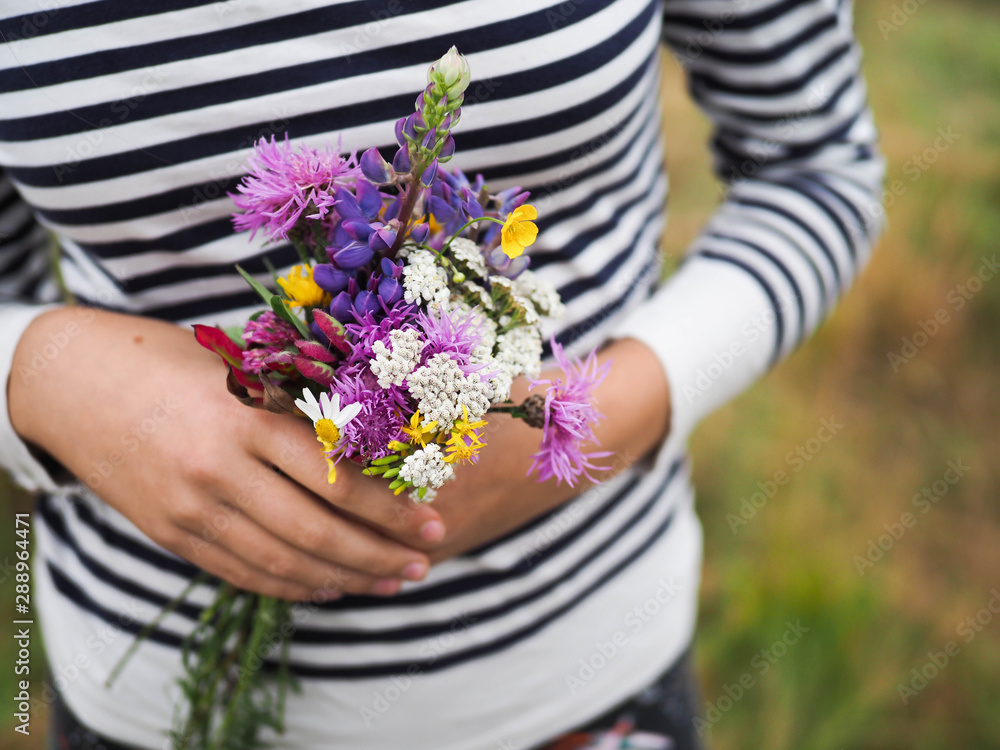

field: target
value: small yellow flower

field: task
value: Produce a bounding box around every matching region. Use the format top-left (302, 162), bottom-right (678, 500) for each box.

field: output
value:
top-left (277, 264), bottom-right (330, 309)
top-left (443, 432), bottom-right (484, 465)
top-left (442, 406), bottom-right (487, 465)
top-left (402, 410), bottom-right (439, 447)
top-left (452, 405), bottom-right (487, 437)
top-left (500, 204), bottom-right (538, 259)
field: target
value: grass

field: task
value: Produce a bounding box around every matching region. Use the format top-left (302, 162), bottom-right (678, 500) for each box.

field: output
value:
top-left (3, 1), bottom-right (1000, 747)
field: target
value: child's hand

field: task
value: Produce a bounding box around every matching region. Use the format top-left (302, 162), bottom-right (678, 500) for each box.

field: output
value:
top-left (8, 307), bottom-right (439, 601)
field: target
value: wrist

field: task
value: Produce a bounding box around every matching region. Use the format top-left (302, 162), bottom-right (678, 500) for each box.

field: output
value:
top-left (592, 336), bottom-right (672, 462)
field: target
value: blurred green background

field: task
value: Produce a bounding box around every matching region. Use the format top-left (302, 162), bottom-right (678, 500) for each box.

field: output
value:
top-left (3, 0), bottom-right (999, 747)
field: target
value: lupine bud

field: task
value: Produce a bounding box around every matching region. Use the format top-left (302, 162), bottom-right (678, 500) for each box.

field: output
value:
top-left (353, 290), bottom-right (381, 318)
top-left (409, 222), bottom-right (430, 244)
top-left (330, 291), bottom-right (354, 323)
top-left (420, 159), bottom-right (439, 187)
top-left (378, 276), bottom-right (403, 306)
top-left (313, 263), bottom-right (349, 294)
top-left (330, 241), bottom-right (374, 270)
top-left (394, 117), bottom-right (407, 146)
top-left (381, 257), bottom-right (402, 277)
top-left (360, 147), bottom-right (393, 184)
top-left (368, 225), bottom-right (397, 253)
top-left (355, 180), bottom-right (383, 220)
top-left (428, 46), bottom-right (471, 96)
top-left (438, 135), bottom-right (456, 161)
top-left (421, 127), bottom-right (437, 151)
top-left (392, 146), bottom-right (412, 174)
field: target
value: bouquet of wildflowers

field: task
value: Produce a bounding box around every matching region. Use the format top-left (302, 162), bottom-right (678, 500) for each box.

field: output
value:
top-left (113, 48), bottom-right (610, 749)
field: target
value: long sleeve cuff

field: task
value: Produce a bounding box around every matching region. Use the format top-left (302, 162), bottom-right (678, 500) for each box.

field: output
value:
top-left (0, 302), bottom-right (70, 493)
top-left (612, 255), bottom-right (776, 443)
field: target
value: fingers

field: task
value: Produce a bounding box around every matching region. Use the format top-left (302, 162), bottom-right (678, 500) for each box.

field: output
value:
top-left (178, 531), bottom-right (317, 602)
top-left (178, 504), bottom-right (407, 599)
top-left (248, 410), bottom-right (447, 547)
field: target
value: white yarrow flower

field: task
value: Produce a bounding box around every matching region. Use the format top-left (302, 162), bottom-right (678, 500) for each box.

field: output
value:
top-left (407, 352), bottom-right (492, 426)
top-left (399, 444), bottom-right (454, 489)
top-left (370, 329), bottom-right (425, 389)
top-left (449, 237), bottom-right (488, 278)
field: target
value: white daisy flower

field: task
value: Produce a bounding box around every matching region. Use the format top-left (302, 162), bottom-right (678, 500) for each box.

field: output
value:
top-left (294, 388), bottom-right (362, 483)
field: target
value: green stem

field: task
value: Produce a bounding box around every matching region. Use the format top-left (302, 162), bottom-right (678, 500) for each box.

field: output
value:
top-left (385, 172), bottom-right (425, 260)
top-left (442, 216), bottom-right (503, 254)
top-left (106, 573), bottom-right (209, 688)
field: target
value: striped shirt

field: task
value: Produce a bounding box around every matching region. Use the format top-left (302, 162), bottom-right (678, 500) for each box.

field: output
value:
top-left (0, 1), bottom-right (884, 748)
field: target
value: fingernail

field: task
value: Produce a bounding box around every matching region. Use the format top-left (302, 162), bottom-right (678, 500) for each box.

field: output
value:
top-left (419, 520), bottom-right (446, 543)
top-left (402, 561), bottom-right (428, 581)
top-left (373, 578), bottom-right (401, 596)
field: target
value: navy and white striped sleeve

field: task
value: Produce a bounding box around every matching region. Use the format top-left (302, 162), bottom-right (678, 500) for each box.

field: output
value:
top-left (615, 0), bottom-right (885, 439)
top-left (0, 166), bottom-right (63, 492)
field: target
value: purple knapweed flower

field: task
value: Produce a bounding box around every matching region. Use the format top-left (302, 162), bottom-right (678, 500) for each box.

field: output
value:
top-left (526, 340), bottom-right (612, 487)
top-left (231, 135), bottom-right (361, 242)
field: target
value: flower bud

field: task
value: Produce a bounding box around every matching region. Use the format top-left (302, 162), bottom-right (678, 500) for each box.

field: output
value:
top-left (420, 159), bottom-right (439, 188)
top-left (312, 263), bottom-right (349, 294)
top-left (330, 241), bottom-right (374, 270)
top-left (360, 147), bottom-right (393, 184)
top-left (392, 146), bottom-right (412, 174)
top-left (428, 46), bottom-right (471, 96)
top-left (330, 291), bottom-right (355, 323)
top-left (353, 290), bottom-right (381, 318)
top-left (378, 276), bottom-right (404, 306)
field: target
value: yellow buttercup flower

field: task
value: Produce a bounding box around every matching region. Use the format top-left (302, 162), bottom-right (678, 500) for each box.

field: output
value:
top-left (402, 410), bottom-right (439, 447)
top-left (500, 204), bottom-right (538, 259)
top-left (277, 264), bottom-right (330, 309)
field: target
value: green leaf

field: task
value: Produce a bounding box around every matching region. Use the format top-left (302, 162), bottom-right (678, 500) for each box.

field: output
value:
top-left (236, 264), bottom-right (277, 306)
top-left (269, 295), bottom-right (311, 339)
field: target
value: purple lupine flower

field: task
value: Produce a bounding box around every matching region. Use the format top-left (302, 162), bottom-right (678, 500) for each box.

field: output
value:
top-left (526, 340), bottom-right (612, 487)
top-left (313, 263), bottom-right (349, 294)
top-left (360, 147), bottom-right (393, 184)
top-left (242, 311), bottom-right (297, 347)
top-left (231, 135), bottom-right (361, 242)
